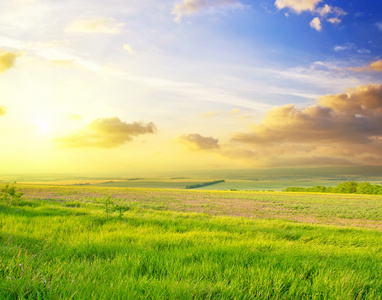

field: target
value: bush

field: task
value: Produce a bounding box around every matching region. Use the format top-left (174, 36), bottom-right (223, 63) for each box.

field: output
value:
top-left (334, 181), bottom-right (358, 193)
top-left (0, 184), bottom-right (23, 206)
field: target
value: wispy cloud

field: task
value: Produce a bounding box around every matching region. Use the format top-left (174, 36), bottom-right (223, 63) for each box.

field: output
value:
top-left (230, 108), bottom-right (240, 115)
top-left (66, 17), bottom-right (124, 34)
top-left (200, 110), bottom-right (221, 118)
top-left (178, 133), bottom-right (220, 150)
top-left (66, 114), bottom-right (82, 121)
top-left (123, 44), bottom-right (136, 54)
top-left (333, 43), bottom-right (371, 55)
top-left (56, 117), bottom-right (157, 148)
top-left (316, 3), bottom-right (330, 16)
top-left (348, 60), bottom-right (382, 72)
top-left (333, 43), bottom-right (355, 52)
top-left (172, 0), bottom-right (244, 22)
top-left (12, 0), bottom-right (37, 3)
top-left (0, 36), bottom-right (103, 72)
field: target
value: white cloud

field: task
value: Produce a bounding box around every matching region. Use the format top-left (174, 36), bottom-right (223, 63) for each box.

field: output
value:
top-left (316, 4), bottom-right (330, 16)
top-left (334, 43), bottom-right (355, 52)
top-left (357, 49), bottom-right (371, 54)
top-left (274, 0), bottom-right (322, 14)
top-left (317, 5), bottom-right (346, 24)
top-left (66, 18), bottom-right (124, 34)
top-left (376, 22), bottom-right (382, 31)
top-left (334, 46), bottom-right (347, 51)
top-left (327, 17), bottom-right (341, 24)
top-left (310, 17), bottom-right (322, 31)
top-left (275, 1), bottom-right (346, 29)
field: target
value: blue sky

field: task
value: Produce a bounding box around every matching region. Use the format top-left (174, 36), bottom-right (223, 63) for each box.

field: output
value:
top-left (0, 0), bottom-right (381, 174)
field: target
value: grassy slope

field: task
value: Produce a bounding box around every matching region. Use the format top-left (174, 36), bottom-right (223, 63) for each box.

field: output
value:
top-left (1, 186), bottom-right (382, 299)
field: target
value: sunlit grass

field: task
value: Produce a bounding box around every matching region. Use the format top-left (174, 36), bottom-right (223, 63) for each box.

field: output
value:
top-left (1, 186), bottom-right (382, 299)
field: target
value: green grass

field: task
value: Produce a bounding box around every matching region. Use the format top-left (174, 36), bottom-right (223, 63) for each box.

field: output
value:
top-left (1, 186), bottom-right (382, 299)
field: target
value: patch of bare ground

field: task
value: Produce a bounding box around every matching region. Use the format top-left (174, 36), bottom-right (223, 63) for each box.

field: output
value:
top-left (19, 186), bottom-right (382, 230)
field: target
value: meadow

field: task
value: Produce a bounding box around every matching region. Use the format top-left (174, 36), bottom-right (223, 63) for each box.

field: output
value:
top-left (1, 184), bottom-right (382, 299)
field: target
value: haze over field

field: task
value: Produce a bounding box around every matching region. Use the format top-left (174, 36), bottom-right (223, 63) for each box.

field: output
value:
top-left (0, 0), bottom-right (382, 175)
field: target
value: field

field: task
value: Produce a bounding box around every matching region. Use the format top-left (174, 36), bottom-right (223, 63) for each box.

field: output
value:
top-left (12, 178), bottom-right (382, 191)
top-left (1, 185), bottom-right (382, 299)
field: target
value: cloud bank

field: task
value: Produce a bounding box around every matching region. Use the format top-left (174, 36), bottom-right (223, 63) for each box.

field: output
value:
top-left (56, 117), bottom-right (156, 148)
top-left (232, 84), bottom-right (382, 166)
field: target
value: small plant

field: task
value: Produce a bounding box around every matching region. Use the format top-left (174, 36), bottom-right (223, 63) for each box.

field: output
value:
top-left (102, 195), bottom-right (130, 219)
top-left (0, 184), bottom-right (23, 206)
top-left (103, 195), bottom-right (114, 219)
top-left (113, 204), bottom-right (130, 218)
top-left (64, 202), bottom-right (81, 208)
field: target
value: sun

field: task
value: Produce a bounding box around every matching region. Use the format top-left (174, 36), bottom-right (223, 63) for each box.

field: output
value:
top-left (38, 122), bottom-right (51, 133)
top-left (33, 119), bottom-right (56, 135)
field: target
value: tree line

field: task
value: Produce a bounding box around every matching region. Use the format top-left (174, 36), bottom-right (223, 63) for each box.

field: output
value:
top-left (185, 180), bottom-right (225, 189)
top-left (284, 181), bottom-right (382, 195)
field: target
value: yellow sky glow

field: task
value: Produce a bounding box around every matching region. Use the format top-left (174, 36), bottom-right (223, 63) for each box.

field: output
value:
top-left (0, 0), bottom-right (381, 176)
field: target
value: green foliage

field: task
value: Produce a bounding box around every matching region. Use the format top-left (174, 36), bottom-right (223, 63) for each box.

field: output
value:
top-left (335, 181), bottom-right (358, 193)
top-left (356, 182), bottom-right (382, 194)
top-left (103, 195), bottom-right (115, 219)
top-left (0, 184), bottom-right (23, 206)
top-left (185, 180), bottom-right (225, 189)
top-left (113, 204), bottom-right (130, 218)
top-left (102, 195), bottom-right (130, 219)
top-left (285, 181), bottom-right (382, 195)
top-left (64, 201), bottom-right (81, 208)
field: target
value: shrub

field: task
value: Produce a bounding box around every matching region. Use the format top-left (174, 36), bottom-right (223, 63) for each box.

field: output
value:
top-left (0, 184), bottom-right (23, 206)
top-left (334, 181), bottom-right (358, 194)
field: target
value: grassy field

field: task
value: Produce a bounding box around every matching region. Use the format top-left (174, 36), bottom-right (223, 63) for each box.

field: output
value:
top-left (17, 178), bottom-right (382, 191)
top-left (1, 185), bottom-right (382, 299)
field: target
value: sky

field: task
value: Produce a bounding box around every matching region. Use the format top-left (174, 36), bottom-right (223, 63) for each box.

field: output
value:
top-left (0, 0), bottom-right (381, 176)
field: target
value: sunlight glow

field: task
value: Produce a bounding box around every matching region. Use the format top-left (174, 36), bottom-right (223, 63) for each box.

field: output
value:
top-left (37, 121), bottom-right (51, 134)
